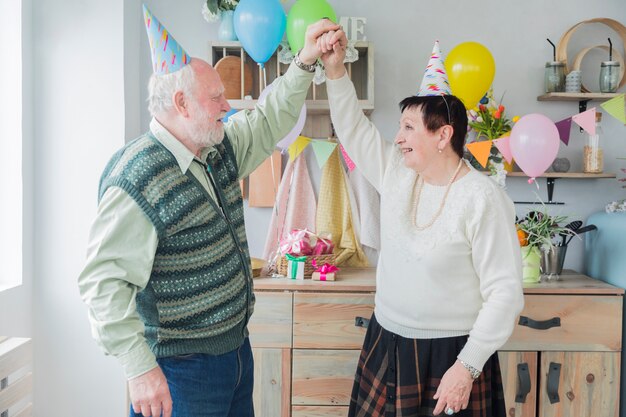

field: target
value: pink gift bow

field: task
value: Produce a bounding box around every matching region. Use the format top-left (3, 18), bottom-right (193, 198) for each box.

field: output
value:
top-left (311, 259), bottom-right (339, 281)
top-left (278, 229), bottom-right (315, 256)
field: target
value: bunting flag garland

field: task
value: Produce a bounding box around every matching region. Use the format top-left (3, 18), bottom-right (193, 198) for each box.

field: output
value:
top-left (492, 135), bottom-right (513, 163)
top-left (555, 117), bottom-right (573, 145)
top-left (339, 144), bottom-right (356, 172)
top-left (310, 140), bottom-right (338, 169)
top-left (466, 140), bottom-right (492, 168)
top-left (287, 136), bottom-right (311, 161)
top-left (571, 107), bottom-right (596, 135)
top-left (600, 94), bottom-right (626, 124)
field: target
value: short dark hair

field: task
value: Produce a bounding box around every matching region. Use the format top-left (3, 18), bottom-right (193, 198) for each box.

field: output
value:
top-left (399, 95), bottom-right (468, 158)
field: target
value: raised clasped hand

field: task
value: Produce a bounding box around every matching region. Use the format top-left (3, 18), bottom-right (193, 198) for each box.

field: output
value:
top-left (298, 19), bottom-right (341, 66)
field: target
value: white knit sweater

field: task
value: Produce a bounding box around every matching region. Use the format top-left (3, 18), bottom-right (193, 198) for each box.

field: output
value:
top-left (326, 74), bottom-right (524, 370)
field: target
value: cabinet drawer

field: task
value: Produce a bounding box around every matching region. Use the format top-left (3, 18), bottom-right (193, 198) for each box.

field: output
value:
top-left (292, 406), bottom-right (349, 417)
top-left (293, 293), bottom-right (374, 349)
top-left (292, 349), bottom-right (360, 406)
top-left (502, 295), bottom-right (622, 351)
top-left (248, 292), bottom-right (292, 348)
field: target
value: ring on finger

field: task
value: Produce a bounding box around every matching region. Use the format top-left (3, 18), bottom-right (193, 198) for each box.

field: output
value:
top-left (445, 407), bottom-right (455, 415)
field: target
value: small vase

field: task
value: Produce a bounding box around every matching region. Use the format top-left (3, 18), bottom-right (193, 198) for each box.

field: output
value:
top-left (218, 10), bottom-right (237, 41)
top-left (521, 246), bottom-right (541, 283)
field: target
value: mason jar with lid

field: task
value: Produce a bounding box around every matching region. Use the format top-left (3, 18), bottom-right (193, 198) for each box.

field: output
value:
top-left (545, 61), bottom-right (565, 93)
top-left (583, 112), bottom-right (604, 174)
top-left (599, 61), bottom-right (620, 93)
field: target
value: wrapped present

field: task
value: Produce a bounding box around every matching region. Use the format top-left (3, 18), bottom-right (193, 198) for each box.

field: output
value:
top-left (278, 229), bottom-right (314, 256)
top-left (312, 232), bottom-right (334, 255)
top-left (311, 259), bottom-right (339, 281)
top-left (286, 253), bottom-right (306, 280)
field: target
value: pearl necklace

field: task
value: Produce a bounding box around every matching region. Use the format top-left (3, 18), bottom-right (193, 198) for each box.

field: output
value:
top-left (411, 159), bottom-right (464, 231)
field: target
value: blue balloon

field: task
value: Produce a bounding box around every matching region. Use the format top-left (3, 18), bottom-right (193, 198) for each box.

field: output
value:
top-left (233, 0), bottom-right (286, 67)
top-left (223, 108), bottom-right (239, 123)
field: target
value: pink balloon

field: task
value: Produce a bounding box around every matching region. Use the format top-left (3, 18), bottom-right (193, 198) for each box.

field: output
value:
top-left (258, 82), bottom-right (307, 150)
top-left (509, 114), bottom-right (560, 180)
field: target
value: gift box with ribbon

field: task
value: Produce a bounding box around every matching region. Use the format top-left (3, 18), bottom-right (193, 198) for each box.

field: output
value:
top-left (286, 253), bottom-right (306, 280)
top-left (311, 259), bottom-right (339, 281)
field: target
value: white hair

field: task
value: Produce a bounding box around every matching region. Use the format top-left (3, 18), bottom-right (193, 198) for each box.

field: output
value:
top-left (147, 64), bottom-right (196, 116)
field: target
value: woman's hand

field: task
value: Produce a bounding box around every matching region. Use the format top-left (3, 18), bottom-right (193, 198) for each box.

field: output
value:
top-left (432, 360), bottom-right (474, 415)
top-left (318, 28), bottom-right (348, 79)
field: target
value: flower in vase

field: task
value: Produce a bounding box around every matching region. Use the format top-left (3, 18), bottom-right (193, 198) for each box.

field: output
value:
top-left (466, 89), bottom-right (517, 186)
top-left (202, 0), bottom-right (239, 23)
top-left (605, 163), bottom-right (626, 213)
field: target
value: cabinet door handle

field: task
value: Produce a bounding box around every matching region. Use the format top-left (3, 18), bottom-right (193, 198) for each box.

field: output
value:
top-left (547, 362), bottom-right (561, 404)
top-left (518, 315), bottom-right (561, 330)
top-left (515, 363), bottom-right (531, 403)
top-left (355, 316), bottom-right (370, 329)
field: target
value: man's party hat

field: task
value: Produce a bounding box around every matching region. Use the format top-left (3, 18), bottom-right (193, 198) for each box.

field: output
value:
top-left (143, 4), bottom-right (190, 75)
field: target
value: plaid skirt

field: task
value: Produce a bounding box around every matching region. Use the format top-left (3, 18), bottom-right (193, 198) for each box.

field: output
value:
top-left (349, 314), bottom-right (506, 417)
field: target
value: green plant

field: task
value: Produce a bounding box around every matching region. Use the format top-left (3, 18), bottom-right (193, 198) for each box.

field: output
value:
top-left (516, 208), bottom-right (574, 251)
top-left (202, 0), bottom-right (239, 22)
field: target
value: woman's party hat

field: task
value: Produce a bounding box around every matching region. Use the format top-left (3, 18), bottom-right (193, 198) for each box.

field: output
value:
top-left (417, 41), bottom-right (451, 96)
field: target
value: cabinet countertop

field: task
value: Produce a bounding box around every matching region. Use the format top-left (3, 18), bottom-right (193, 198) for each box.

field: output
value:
top-left (253, 267), bottom-right (624, 295)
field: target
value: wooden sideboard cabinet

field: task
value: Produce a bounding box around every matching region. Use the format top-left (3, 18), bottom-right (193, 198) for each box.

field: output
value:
top-left (499, 272), bottom-right (623, 417)
top-left (248, 268), bottom-right (624, 417)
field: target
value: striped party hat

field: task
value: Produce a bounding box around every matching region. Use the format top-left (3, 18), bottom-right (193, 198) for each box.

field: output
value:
top-left (143, 4), bottom-right (190, 75)
top-left (417, 41), bottom-right (451, 96)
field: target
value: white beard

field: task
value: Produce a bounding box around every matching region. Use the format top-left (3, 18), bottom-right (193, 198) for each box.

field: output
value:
top-left (186, 100), bottom-right (224, 148)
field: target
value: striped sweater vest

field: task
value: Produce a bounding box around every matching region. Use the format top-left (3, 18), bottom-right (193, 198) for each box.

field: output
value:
top-left (99, 134), bottom-right (254, 358)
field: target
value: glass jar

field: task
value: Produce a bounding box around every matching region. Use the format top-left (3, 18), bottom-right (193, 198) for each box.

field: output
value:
top-left (583, 112), bottom-right (604, 173)
top-left (599, 61), bottom-right (620, 93)
top-left (545, 61), bottom-right (565, 93)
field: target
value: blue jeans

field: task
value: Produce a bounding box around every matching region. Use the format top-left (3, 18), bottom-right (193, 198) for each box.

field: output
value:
top-left (130, 338), bottom-right (254, 417)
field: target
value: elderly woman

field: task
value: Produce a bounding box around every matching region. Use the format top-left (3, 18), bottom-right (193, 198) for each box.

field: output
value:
top-left (317, 29), bottom-right (524, 417)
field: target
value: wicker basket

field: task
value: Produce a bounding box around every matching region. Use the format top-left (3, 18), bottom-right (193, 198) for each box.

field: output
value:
top-left (276, 254), bottom-right (336, 277)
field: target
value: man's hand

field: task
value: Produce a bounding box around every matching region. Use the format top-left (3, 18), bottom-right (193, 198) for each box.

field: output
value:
top-left (298, 19), bottom-right (341, 65)
top-left (318, 29), bottom-right (348, 79)
top-left (128, 366), bottom-right (173, 417)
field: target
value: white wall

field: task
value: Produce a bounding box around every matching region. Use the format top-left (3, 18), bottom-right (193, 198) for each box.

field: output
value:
top-left (24, 1), bottom-right (626, 416)
top-left (32, 0), bottom-right (127, 415)
top-left (132, 0), bottom-right (626, 271)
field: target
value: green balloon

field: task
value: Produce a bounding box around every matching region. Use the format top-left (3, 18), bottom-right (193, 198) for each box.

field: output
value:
top-left (286, 0), bottom-right (337, 53)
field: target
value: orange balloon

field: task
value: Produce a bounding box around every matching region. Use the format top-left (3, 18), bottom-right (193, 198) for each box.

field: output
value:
top-left (444, 42), bottom-right (496, 109)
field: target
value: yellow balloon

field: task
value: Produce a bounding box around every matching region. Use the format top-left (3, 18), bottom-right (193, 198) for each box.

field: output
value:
top-left (444, 42), bottom-right (496, 109)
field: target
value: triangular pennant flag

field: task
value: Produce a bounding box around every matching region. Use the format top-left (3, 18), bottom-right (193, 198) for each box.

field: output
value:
top-left (287, 136), bottom-right (311, 161)
top-left (466, 140), bottom-right (493, 168)
top-left (143, 5), bottom-right (190, 75)
top-left (601, 94), bottom-right (626, 124)
top-left (417, 41), bottom-right (451, 96)
top-left (555, 117), bottom-right (573, 145)
top-left (572, 107), bottom-right (596, 135)
top-left (310, 140), bottom-right (338, 169)
top-left (339, 144), bottom-right (356, 172)
top-left (492, 135), bottom-right (513, 163)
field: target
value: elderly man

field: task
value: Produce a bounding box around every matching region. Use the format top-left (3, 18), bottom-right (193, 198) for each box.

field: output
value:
top-left (78, 7), bottom-right (342, 417)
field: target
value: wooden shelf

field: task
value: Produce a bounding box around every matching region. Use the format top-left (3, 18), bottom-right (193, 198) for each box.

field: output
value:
top-left (537, 92), bottom-right (622, 101)
top-left (210, 41), bottom-right (374, 115)
top-left (507, 172), bottom-right (616, 179)
top-left (537, 92), bottom-right (623, 112)
top-left (500, 172), bottom-right (616, 205)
